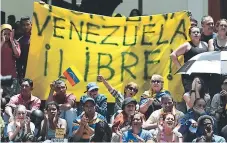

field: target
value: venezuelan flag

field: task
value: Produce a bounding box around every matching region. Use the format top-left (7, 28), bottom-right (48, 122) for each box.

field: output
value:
top-left (63, 67), bottom-right (82, 86)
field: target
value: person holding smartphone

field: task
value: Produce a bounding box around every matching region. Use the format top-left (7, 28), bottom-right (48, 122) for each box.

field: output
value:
top-left (7, 105), bottom-right (35, 142)
top-left (192, 115), bottom-right (225, 142)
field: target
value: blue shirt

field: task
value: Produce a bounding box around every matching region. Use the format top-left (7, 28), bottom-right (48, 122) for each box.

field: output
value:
top-left (179, 109), bottom-right (206, 135)
top-left (78, 94), bottom-right (107, 117)
top-left (122, 129), bottom-right (153, 142)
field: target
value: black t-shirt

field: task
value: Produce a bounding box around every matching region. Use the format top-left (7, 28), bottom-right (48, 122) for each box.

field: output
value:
top-left (200, 33), bottom-right (216, 43)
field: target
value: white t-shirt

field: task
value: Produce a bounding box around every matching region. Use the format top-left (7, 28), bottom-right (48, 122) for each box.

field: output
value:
top-left (7, 121), bottom-right (35, 140)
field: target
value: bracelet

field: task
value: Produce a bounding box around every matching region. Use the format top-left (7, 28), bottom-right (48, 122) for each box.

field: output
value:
top-left (191, 90), bottom-right (195, 92)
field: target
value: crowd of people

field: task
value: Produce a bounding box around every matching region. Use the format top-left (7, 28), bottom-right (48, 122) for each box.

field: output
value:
top-left (1, 1), bottom-right (227, 142)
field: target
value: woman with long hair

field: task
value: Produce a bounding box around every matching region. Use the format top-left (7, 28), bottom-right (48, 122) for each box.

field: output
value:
top-left (40, 101), bottom-right (67, 141)
top-left (156, 113), bottom-right (183, 142)
top-left (208, 19), bottom-right (227, 51)
top-left (183, 77), bottom-right (210, 112)
top-left (171, 26), bottom-right (208, 94)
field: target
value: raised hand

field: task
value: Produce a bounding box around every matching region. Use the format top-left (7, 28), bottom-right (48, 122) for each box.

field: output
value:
top-left (204, 125), bottom-right (213, 141)
top-left (50, 81), bottom-right (56, 91)
top-left (44, 110), bottom-right (48, 121)
top-left (132, 133), bottom-right (145, 142)
top-left (25, 116), bottom-right (31, 126)
top-left (191, 78), bottom-right (197, 90)
top-left (116, 127), bottom-right (123, 137)
top-left (53, 111), bottom-right (59, 124)
top-left (1, 31), bottom-right (6, 43)
top-left (16, 120), bottom-right (25, 129)
top-left (81, 115), bottom-right (89, 126)
top-left (220, 90), bottom-right (227, 97)
top-left (97, 75), bottom-right (105, 82)
top-left (10, 30), bottom-right (14, 42)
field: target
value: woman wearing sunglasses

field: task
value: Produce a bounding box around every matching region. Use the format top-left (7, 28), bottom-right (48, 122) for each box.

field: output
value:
top-left (139, 74), bottom-right (170, 119)
top-left (97, 75), bottom-right (139, 113)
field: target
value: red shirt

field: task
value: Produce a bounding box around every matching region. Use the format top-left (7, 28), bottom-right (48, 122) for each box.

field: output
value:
top-left (1, 41), bottom-right (21, 78)
top-left (7, 94), bottom-right (41, 111)
top-left (53, 93), bottom-right (76, 107)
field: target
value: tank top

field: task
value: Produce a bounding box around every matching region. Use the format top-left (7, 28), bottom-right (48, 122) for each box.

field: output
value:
top-left (184, 41), bottom-right (208, 63)
top-left (159, 131), bottom-right (176, 142)
top-left (213, 37), bottom-right (227, 51)
top-left (46, 121), bottom-right (56, 139)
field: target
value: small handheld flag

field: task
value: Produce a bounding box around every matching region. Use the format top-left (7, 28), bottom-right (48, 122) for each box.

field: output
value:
top-left (63, 67), bottom-right (82, 86)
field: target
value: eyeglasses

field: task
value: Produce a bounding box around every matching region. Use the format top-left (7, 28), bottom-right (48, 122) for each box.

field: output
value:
top-left (90, 88), bottom-right (98, 92)
top-left (127, 87), bottom-right (138, 92)
top-left (151, 80), bottom-right (163, 84)
top-left (223, 82), bottom-right (227, 85)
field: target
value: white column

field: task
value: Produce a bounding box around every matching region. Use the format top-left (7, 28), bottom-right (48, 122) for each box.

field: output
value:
top-left (187, 0), bottom-right (208, 26)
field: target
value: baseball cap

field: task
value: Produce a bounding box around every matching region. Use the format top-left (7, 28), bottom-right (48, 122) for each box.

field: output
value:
top-left (84, 82), bottom-right (99, 93)
top-left (122, 97), bottom-right (137, 110)
top-left (83, 97), bottom-right (95, 105)
top-left (1, 24), bottom-right (12, 32)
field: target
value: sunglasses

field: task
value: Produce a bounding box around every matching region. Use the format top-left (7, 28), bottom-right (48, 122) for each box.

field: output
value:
top-left (90, 88), bottom-right (98, 92)
top-left (220, 24), bottom-right (227, 28)
top-left (223, 82), bottom-right (227, 85)
top-left (151, 80), bottom-right (163, 84)
top-left (127, 87), bottom-right (138, 92)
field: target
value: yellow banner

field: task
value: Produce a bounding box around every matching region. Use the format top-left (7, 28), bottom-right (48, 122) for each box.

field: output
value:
top-left (27, 2), bottom-right (190, 102)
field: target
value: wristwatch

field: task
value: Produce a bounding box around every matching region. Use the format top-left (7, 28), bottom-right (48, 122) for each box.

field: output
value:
top-left (191, 90), bottom-right (195, 92)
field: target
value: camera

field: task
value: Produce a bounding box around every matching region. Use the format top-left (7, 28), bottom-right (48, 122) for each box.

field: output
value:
top-left (0, 75), bottom-right (13, 86)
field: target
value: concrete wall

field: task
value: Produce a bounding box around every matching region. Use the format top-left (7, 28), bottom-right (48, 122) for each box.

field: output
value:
top-left (1, 0), bottom-right (39, 22)
top-left (1, 0), bottom-right (208, 25)
top-left (114, 0), bottom-right (208, 25)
